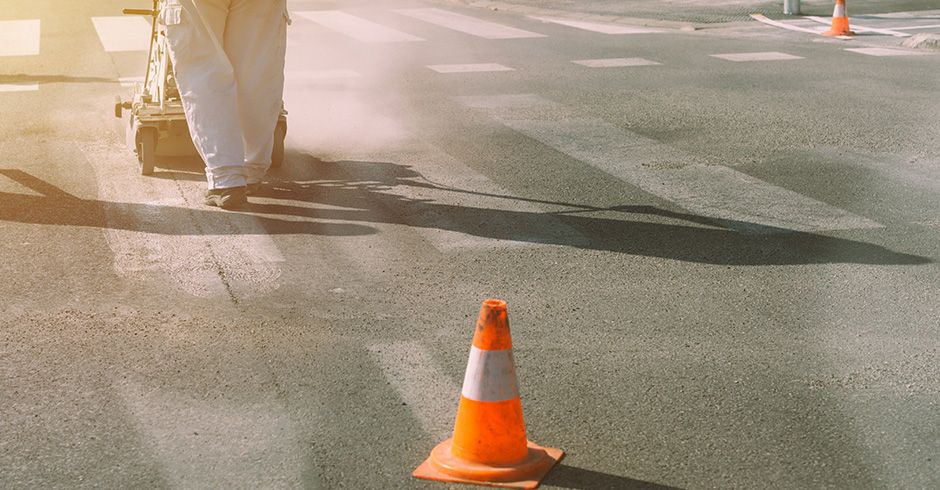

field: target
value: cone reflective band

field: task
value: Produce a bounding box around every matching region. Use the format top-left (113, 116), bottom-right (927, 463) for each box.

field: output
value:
top-left (461, 347), bottom-right (519, 403)
top-left (413, 299), bottom-right (564, 489)
top-left (823, 0), bottom-right (853, 36)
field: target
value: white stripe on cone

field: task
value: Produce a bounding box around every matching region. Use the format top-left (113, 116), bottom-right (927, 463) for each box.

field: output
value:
top-left (461, 346), bottom-right (520, 402)
top-left (833, 4), bottom-right (846, 17)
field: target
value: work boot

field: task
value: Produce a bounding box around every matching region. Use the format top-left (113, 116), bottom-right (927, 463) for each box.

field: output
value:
top-left (204, 186), bottom-right (247, 209)
top-left (246, 182), bottom-right (263, 196)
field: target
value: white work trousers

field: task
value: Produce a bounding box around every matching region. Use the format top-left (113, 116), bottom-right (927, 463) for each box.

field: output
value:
top-left (161, 0), bottom-right (288, 189)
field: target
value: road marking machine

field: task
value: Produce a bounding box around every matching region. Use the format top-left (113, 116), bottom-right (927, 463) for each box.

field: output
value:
top-left (114, 0), bottom-right (287, 175)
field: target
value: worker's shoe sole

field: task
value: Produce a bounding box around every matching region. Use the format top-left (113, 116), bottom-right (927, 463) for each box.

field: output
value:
top-left (205, 186), bottom-right (248, 209)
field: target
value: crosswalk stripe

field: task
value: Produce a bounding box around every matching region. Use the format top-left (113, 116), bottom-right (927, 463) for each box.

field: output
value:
top-left (80, 141), bottom-right (285, 300)
top-left (529, 16), bottom-right (665, 34)
top-left (277, 88), bottom-right (588, 251)
top-left (892, 24), bottom-right (940, 31)
top-left (91, 16), bottom-right (152, 52)
top-left (118, 76), bottom-right (144, 87)
top-left (845, 47), bottom-right (927, 57)
top-left (116, 379), bottom-right (303, 487)
top-left (428, 63), bottom-right (513, 73)
top-left (457, 94), bottom-right (882, 233)
top-left (711, 52), bottom-right (803, 62)
top-left (334, 141), bottom-right (589, 251)
top-left (395, 8), bottom-right (545, 39)
top-left (806, 16), bottom-right (911, 37)
top-left (0, 20), bottom-right (40, 56)
top-left (293, 10), bottom-right (424, 42)
top-left (572, 58), bottom-right (660, 68)
top-left (369, 342), bottom-right (459, 438)
top-left (750, 14), bottom-right (853, 40)
top-left (0, 84), bottom-right (40, 93)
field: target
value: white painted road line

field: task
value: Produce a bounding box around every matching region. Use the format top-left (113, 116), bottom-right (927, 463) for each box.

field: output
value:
top-left (806, 16), bottom-right (911, 37)
top-left (369, 342), bottom-right (459, 438)
top-left (892, 24), bottom-right (940, 30)
top-left (529, 16), bottom-right (664, 34)
top-left (711, 51), bottom-right (804, 62)
top-left (118, 76), bottom-right (144, 87)
top-left (750, 14), bottom-right (853, 40)
top-left (334, 138), bottom-right (589, 251)
top-left (0, 84), bottom-right (40, 93)
top-left (0, 19), bottom-right (40, 56)
top-left (117, 379), bottom-right (303, 488)
top-left (293, 11), bottom-right (424, 43)
top-left (573, 57), bottom-right (660, 68)
top-left (91, 16), bottom-right (152, 52)
top-left (428, 63), bottom-right (513, 73)
top-left (81, 141), bottom-right (284, 300)
top-left (845, 47), bottom-right (928, 57)
top-left (395, 8), bottom-right (545, 39)
top-left (459, 95), bottom-right (882, 233)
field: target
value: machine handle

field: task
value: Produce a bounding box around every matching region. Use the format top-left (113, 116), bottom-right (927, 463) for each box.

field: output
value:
top-left (122, 8), bottom-right (156, 16)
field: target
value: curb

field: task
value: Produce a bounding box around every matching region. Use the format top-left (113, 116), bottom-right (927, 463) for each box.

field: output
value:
top-left (431, 0), bottom-right (754, 31)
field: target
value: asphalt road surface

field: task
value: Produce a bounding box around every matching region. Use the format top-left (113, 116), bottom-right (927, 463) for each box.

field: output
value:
top-left (2, 0), bottom-right (939, 488)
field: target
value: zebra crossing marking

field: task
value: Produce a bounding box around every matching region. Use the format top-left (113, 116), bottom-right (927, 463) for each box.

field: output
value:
top-left (116, 379), bottom-right (303, 488)
top-left (428, 63), bottom-right (513, 73)
top-left (457, 94), bottom-right (882, 234)
top-left (750, 14), bottom-right (853, 40)
top-left (806, 16), bottom-right (911, 37)
top-left (91, 16), bottom-right (151, 52)
top-left (529, 16), bottom-right (665, 34)
top-left (892, 24), bottom-right (940, 31)
top-left (0, 84), bottom-right (40, 93)
top-left (572, 58), bottom-right (660, 68)
top-left (118, 76), bottom-right (144, 87)
top-left (395, 8), bottom-right (545, 39)
top-left (0, 20), bottom-right (40, 56)
top-left (80, 141), bottom-right (285, 300)
top-left (293, 10), bottom-right (424, 43)
top-left (369, 342), bottom-right (459, 438)
top-left (845, 47), bottom-right (928, 57)
top-left (333, 142), bottom-right (590, 251)
top-left (711, 52), bottom-right (804, 62)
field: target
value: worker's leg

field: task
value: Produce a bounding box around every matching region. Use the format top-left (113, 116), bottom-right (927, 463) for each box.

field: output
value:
top-left (224, 0), bottom-right (288, 184)
top-left (161, 0), bottom-right (246, 189)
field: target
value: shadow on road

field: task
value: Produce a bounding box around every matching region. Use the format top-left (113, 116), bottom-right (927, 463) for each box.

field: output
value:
top-left (248, 155), bottom-right (930, 266)
top-left (545, 464), bottom-right (683, 490)
top-left (0, 157), bottom-right (932, 266)
top-left (0, 168), bottom-right (374, 236)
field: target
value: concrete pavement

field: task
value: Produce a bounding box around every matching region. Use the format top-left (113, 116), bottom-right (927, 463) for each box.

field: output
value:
top-left (1, 0), bottom-right (939, 488)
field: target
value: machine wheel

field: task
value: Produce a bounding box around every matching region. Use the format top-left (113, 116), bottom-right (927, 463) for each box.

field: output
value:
top-left (138, 128), bottom-right (157, 176)
top-left (271, 121), bottom-right (287, 168)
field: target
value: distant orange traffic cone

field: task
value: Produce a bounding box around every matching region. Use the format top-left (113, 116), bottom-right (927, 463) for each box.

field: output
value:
top-left (413, 299), bottom-right (563, 489)
top-left (823, 0), bottom-right (854, 36)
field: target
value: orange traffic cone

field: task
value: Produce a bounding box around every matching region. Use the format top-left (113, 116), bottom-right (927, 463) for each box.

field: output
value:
top-left (823, 0), bottom-right (854, 36)
top-left (413, 299), bottom-right (564, 489)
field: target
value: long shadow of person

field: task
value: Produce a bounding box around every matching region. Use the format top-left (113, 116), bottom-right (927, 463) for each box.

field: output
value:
top-left (0, 168), bottom-right (374, 237)
top-left (244, 156), bottom-right (930, 266)
top-left (1, 161), bottom-right (932, 266)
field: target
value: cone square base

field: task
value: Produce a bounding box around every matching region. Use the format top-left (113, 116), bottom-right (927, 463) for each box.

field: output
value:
top-left (413, 439), bottom-right (564, 489)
